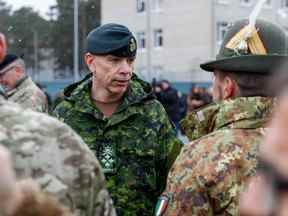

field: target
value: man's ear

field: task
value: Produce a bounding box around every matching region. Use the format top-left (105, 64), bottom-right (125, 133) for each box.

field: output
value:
top-left (222, 76), bottom-right (237, 99)
top-left (84, 53), bottom-right (95, 72)
top-left (14, 66), bottom-right (23, 77)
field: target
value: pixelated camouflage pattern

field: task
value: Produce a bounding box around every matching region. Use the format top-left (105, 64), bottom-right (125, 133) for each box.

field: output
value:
top-left (6, 76), bottom-right (48, 112)
top-left (0, 98), bottom-right (115, 216)
top-left (53, 74), bottom-right (183, 216)
top-left (160, 97), bottom-right (273, 216)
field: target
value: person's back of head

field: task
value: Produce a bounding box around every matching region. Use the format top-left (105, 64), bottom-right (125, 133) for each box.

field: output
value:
top-left (0, 145), bottom-right (72, 216)
top-left (12, 180), bottom-right (72, 216)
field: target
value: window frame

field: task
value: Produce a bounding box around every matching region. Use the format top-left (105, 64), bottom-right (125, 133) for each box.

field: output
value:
top-left (137, 31), bottom-right (146, 51)
top-left (281, 0), bottom-right (288, 9)
top-left (136, 0), bottom-right (146, 13)
top-left (152, 0), bottom-right (163, 12)
top-left (153, 28), bottom-right (163, 49)
top-left (216, 21), bottom-right (229, 46)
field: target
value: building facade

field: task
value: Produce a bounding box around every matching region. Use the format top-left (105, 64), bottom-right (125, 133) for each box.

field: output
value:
top-left (102, 0), bottom-right (288, 84)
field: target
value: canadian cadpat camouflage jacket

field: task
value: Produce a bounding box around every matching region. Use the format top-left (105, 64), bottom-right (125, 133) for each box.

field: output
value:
top-left (157, 97), bottom-right (273, 216)
top-left (6, 76), bottom-right (48, 112)
top-left (0, 98), bottom-right (115, 216)
top-left (53, 74), bottom-right (183, 216)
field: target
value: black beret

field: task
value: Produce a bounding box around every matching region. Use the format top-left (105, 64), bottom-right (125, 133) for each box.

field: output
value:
top-left (86, 23), bottom-right (137, 58)
top-left (0, 54), bottom-right (19, 72)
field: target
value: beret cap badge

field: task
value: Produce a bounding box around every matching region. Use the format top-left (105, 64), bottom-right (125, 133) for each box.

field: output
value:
top-left (129, 38), bottom-right (137, 53)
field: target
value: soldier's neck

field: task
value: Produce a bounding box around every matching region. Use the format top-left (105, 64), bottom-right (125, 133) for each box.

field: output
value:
top-left (91, 84), bottom-right (123, 117)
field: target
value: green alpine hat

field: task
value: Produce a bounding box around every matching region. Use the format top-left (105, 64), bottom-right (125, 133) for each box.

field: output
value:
top-left (200, 19), bottom-right (288, 73)
top-left (86, 23), bottom-right (137, 58)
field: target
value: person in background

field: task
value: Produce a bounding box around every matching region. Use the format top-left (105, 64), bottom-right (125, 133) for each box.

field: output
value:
top-left (155, 80), bottom-right (182, 130)
top-left (0, 54), bottom-right (48, 112)
top-left (186, 86), bottom-right (212, 114)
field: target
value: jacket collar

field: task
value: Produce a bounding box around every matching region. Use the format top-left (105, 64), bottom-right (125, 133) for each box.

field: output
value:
top-left (64, 73), bottom-right (155, 120)
top-left (6, 75), bottom-right (29, 97)
top-left (181, 97), bottom-right (274, 141)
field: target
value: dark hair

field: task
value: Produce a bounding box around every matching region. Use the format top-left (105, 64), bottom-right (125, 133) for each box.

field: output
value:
top-left (219, 71), bottom-right (272, 97)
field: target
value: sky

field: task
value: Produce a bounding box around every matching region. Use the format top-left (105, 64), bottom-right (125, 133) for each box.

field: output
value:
top-left (4, 0), bottom-right (57, 18)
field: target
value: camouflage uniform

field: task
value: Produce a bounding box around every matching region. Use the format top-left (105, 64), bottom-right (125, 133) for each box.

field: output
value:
top-left (53, 74), bottom-right (183, 215)
top-left (158, 97), bottom-right (273, 216)
top-left (6, 75), bottom-right (48, 112)
top-left (0, 97), bottom-right (115, 216)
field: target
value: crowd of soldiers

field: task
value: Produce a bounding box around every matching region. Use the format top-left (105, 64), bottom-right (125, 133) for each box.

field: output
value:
top-left (0, 3), bottom-right (288, 216)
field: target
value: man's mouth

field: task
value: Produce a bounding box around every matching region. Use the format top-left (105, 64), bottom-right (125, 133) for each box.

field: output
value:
top-left (114, 80), bottom-right (129, 85)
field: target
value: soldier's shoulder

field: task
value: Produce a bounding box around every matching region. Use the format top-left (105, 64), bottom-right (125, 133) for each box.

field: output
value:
top-left (172, 129), bottom-right (259, 182)
top-left (138, 98), bottom-right (168, 119)
top-left (53, 99), bottom-right (75, 117)
top-left (0, 102), bottom-right (80, 145)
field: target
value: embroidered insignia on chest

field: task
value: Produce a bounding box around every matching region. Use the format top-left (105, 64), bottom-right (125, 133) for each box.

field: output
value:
top-left (92, 140), bottom-right (116, 174)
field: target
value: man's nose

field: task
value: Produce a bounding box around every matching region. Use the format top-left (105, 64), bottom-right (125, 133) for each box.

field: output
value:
top-left (119, 60), bottom-right (132, 74)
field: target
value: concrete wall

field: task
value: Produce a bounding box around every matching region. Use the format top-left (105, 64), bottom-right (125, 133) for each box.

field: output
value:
top-left (102, 0), bottom-right (287, 82)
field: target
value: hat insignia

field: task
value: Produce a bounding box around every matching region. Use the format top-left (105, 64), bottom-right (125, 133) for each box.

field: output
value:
top-left (129, 38), bottom-right (136, 52)
top-left (225, 0), bottom-right (267, 55)
top-left (225, 25), bottom-right (267, 55)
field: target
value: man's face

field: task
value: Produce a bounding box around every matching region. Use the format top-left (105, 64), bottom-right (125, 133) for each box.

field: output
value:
top-left (0, 66), bottom-right (19, 91)
top-left (212, 71), bottom-right (224, 102)
top-left (87, 54), bottom-right (134, 95)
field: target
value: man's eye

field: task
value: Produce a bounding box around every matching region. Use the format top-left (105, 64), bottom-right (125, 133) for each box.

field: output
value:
top-left (127, 58), bottom-right (135, 64)
top-left (109, 58), bottom-right (120, 63)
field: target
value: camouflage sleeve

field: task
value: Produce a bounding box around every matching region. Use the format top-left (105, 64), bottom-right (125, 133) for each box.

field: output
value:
top-left (155, 103), bottom-right (183, 193)
top-left (31, 90), bottom-right (49, 113)
top-left (6, 111), bottom-right (116, 216)
top-left (161, 133), bottom-right (243, 216)
top-left (54, 124), bottom-right (116, 216)
top-left (52, 100), bottom-right (72, 122)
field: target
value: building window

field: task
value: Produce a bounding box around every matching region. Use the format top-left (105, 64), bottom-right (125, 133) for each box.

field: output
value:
top-left (217, 21), bottom-right (228, 45)
top-left (152, 0), bottom-right (163, 12)
top-left (265, 0), bottom-right (272, 6)
top-left (264, 0), bottom-right (272, 8)
top-left (154, 29), bottom-right (163, 48)
top-left (240, 0), bottom-right (252, 6)
top-left (281, 0), bottom-right (288, 8)
top-left (137, 32), bottom-right (146, 50)
top-left (137, 0), bottom-right (146, 13)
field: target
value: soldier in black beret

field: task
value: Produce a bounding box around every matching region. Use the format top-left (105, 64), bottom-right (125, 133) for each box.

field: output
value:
top-left (53, 23), bottom-right (183, 216)
top-left (86, 23), bottom-right (137, 58)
